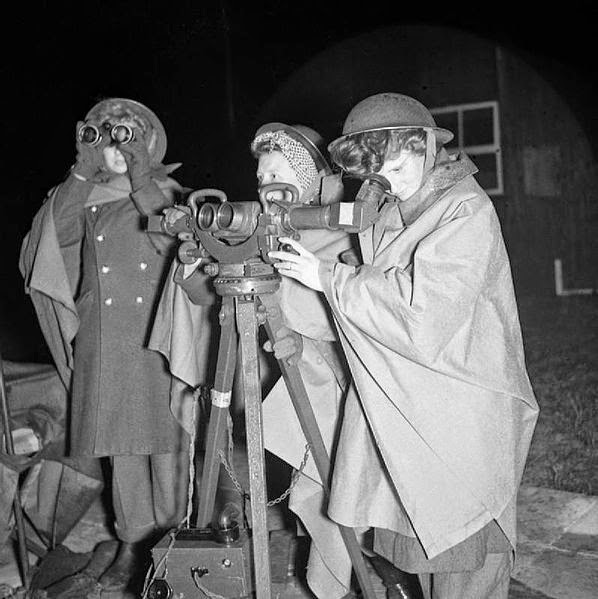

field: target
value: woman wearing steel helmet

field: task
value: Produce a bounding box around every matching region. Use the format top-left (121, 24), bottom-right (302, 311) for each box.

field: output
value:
top-left (269, 93), bottom-right (539, 599)
top-left (20, 98), bottom-right (189, 591)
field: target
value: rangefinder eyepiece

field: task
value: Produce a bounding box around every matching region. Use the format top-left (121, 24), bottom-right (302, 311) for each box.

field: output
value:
top-left (78, 124), bottom-right (102, 146)
top-left (110, 123), bottom-right (135, 145)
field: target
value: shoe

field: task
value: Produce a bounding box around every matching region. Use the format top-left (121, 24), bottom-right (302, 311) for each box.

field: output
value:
top-left (98, 540), bottom-right (150, 592)
top-left (368, 554), bottom-right (424, 599)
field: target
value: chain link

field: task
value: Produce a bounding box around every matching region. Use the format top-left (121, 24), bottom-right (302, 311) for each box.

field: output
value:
top-left (219, 441), bottom-right (311, 507)
top-left (267, 443), bottom-right (311, 506)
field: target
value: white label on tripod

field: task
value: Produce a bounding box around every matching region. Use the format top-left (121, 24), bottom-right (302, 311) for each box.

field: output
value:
top-left (211, 389), bottom-right (232, 408)
top-left (338, 202), bottom-right (355, 225)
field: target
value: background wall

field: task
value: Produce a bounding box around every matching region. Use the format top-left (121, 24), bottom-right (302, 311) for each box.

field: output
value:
top-left (1, 1), bottom-right (596, 360)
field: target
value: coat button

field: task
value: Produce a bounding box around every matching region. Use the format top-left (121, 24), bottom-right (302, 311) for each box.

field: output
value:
top-left (139, 262), bottom-right (148, 270)
top-left (104, 298), bottom-right (113, 306)
top-left (96, 234), bottom-right (105, 242)
top-left (90, 205), bottom-right (98, 213)
top-left (101, 265), bottom-right (110, 274)
top-left (135, 296), bottom-right (143, 304)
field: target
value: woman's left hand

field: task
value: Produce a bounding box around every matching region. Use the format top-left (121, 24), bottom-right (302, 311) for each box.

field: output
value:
top-left (269, 237), bottom-right (323, 291)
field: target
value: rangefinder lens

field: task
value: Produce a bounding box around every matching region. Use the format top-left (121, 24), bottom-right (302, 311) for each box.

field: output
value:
top-left (197, 203), bottom-right (217, 230)
top-left (78, 125), bottom-right (101, 146)
top-left (110, 124), bottom-right (134, 144)
top-left (217, 203), bottom-right (234, 229)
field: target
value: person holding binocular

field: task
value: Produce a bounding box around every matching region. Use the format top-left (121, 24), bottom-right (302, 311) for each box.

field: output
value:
top-left (20, 98), bottom-right (190, 592)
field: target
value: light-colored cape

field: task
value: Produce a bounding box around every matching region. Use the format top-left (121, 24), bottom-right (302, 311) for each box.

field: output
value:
top-left (319, 154), bottom-right (539, 561)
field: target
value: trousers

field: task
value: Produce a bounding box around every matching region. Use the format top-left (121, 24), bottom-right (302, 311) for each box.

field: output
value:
top-left (111, 453), bottom-right (190, 543)
top-left (418, 551), bottom-right (513, 599)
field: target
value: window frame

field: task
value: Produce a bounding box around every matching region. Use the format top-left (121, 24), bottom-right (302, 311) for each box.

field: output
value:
top-left (430, 100), bottom-right (504, 196)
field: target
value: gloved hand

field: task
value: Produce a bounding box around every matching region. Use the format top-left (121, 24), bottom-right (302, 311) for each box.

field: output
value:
top-left (117, 129), bottom-right (152, 191)
top-left (163, 205), bottom-right (194, 240)
top-left (73, 120), bottom-right (109, 180)
top-left (263, 325), bottom-right (303, 365)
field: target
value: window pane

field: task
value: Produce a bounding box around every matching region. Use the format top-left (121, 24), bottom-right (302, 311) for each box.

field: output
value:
top-left (470, 152), bottom-right (498, 191)
top-left (432, 111), bottom-right (458, 147)
top-left (463, 107), bottom-right (494, 146)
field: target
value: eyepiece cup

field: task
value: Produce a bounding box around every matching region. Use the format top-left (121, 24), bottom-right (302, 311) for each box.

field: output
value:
top-left (79, 125), bottom-right (101, 146)
top-left (110, 124), bottom-right (135, 144)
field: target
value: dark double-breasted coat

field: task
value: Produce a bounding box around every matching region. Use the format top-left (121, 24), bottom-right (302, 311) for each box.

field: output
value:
top-left (20, 173), bottom-right (187, 456)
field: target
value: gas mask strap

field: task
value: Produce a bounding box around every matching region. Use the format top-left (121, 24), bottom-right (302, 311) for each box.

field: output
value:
top-left (300, 176), bottom-right (318, 205)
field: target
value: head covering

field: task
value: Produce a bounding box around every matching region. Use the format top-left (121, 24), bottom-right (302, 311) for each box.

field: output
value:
top-left (328, 92), bottom-right (453, 154)
top-left (251, 123), bottom-right (330, 193)
top-left (85, 97), bottom-right (167, 164)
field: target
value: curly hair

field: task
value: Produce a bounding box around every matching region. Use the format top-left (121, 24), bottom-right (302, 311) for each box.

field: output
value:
top-left (331, 128), bottom-right (427, 176)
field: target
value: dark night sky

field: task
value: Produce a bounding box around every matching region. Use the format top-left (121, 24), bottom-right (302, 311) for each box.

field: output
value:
top-left (1, 0), bottom-right (596, 360)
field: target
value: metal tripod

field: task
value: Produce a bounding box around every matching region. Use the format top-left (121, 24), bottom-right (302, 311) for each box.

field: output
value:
top-left (195, 261), bottom-right (376, 599)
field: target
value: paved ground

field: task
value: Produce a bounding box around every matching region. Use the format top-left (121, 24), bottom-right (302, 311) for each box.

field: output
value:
top-left (1, 483), bottom-right (597, 598)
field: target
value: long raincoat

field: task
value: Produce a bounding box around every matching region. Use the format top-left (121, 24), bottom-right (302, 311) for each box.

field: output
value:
top-left (317, 153), bottom-right (538, 573)
top-left (19, 171), bottom-right (187, 456)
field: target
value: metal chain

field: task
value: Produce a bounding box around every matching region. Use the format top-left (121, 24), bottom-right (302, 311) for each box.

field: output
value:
top-left (219, 441), bottom-right (311, 507)
top-left (267, 443), bottom-right (311, 506)
top-left (218, 448), bottom-right (247, 498)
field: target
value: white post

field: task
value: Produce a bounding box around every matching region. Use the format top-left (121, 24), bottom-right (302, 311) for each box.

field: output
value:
top-left (554, 258), bottom-right (566, 296)
top-left (554, 258), bottom-right (596, 296)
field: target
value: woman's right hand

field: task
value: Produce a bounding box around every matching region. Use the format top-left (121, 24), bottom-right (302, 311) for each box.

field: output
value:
top-left (73, 121), bottom-right (109, 179)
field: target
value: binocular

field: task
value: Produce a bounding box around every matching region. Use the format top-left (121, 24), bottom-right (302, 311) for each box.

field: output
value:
top-left (78, 122), bottom-right (135, 146)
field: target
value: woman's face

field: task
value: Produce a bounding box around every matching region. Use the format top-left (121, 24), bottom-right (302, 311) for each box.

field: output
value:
top-left (102, 145), bottom-right (128, 174)
top-left (378, 150), bottom-right (425, 201)
top-left (256, 151), bottom-right (304, 201)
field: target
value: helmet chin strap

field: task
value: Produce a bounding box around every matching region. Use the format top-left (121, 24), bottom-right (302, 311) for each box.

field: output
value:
top-left (423, 129), bottom-right (437, 178)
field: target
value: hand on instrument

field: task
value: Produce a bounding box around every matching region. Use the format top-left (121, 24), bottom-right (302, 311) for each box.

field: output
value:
top-left (163, 205), bottom-right (194, 240)
top-left (263, 325), bottom-right (304, 365)
top-left (269, 237), bottom-right (323, 292)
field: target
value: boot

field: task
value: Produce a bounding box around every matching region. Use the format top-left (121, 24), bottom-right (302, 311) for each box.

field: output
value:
top-left (368, 554), bottom-right (424, 599)
top-left (98, 540), bottom-right (151, 592)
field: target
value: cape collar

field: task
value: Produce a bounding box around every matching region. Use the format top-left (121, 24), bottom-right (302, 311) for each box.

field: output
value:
top-left (84, 163), bottom-right (181, 207)
top-left (397, 151), bottom-right (478, 226)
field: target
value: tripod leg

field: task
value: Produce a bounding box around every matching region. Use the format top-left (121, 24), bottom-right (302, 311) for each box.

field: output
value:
top-left (260, 295), bottom-right (377, 599)
top-left (196, 297), bottom-right (238, 528)
top-left (236, 298), bottom-right (272, 599)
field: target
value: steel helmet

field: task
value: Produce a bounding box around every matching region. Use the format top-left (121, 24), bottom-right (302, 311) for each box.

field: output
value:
top-left (252, 122), bottom-right (331, 175)
top-left (84, 97), bottom-right (168, 164)
top-left (328, 93), bottom-right (453, 153)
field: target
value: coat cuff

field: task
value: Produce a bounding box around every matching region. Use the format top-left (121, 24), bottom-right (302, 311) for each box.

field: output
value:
top-left (319, 260), bottom-right (356, 304)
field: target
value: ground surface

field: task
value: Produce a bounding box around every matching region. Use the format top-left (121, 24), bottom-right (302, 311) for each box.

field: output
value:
top-left (517, 295), bottom-right (598, 495)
